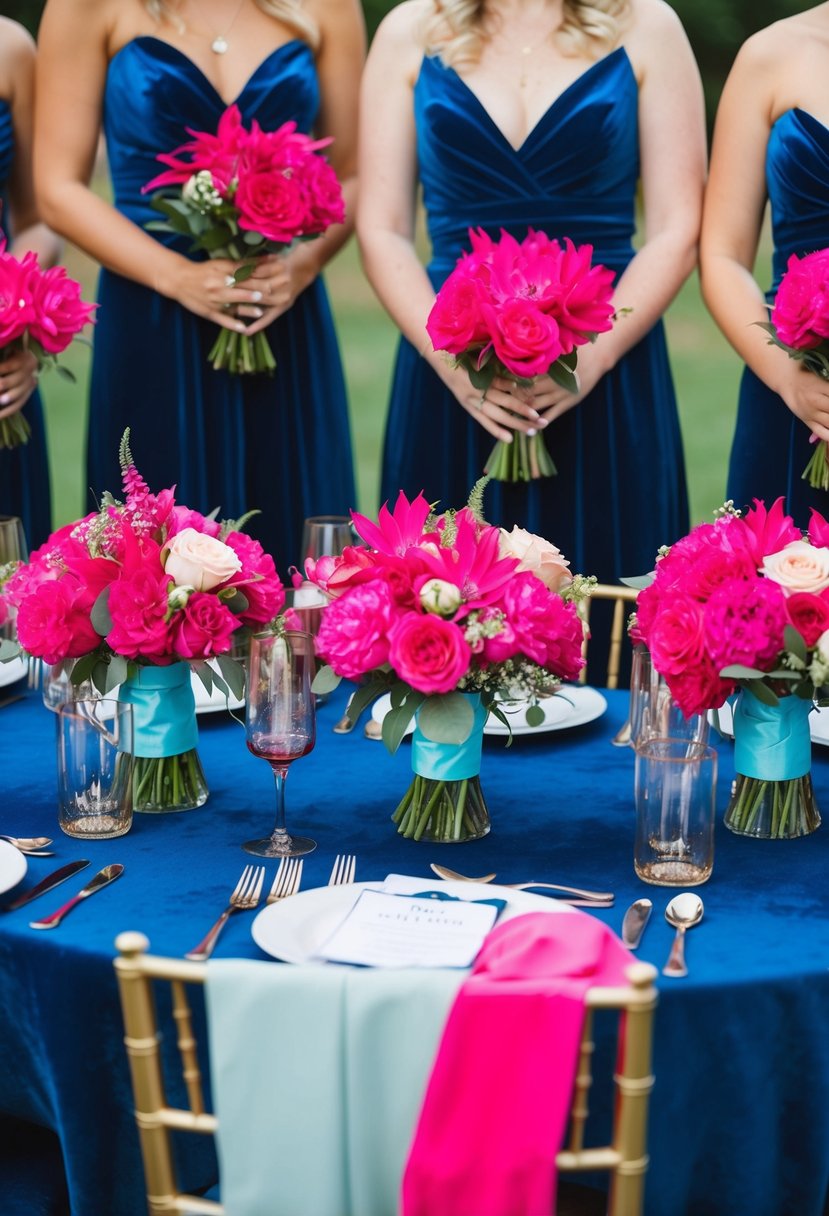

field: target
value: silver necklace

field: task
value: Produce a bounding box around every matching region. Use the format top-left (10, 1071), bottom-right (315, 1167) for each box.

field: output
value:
top-left (208, 0), bottom-right (246, 53)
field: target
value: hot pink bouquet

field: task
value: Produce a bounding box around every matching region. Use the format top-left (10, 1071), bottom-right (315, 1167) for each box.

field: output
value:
top-left (759, 248), bottom-right (829, 489)
top-left (144, 104), bottom-right (345, 375)
top-left (426, 228), bottom-right (616, 482)
top-left (0, 239), bottom-right (95, 448)
top-left (634, 499), bottom-right (829, 838)
top-left (310, 483), bottom-right (591, 841)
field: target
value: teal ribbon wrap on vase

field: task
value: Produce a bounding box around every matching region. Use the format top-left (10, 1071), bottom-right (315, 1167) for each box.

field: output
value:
top-left (118, 663), bottom-right (209, 813)
top-left (393, 694), bottom-right (491, 843)
top-left (725, 689), bottom-right (820, 839)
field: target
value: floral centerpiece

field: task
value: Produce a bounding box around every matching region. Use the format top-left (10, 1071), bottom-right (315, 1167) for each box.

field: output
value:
top-left (426, 228), bottom-right (616, 482)
top-left (0, 238), bottom-right (95, 448)
top-left (144, 103), bottom-right (345, 375)
top-left (758, 247), bottom-right (829, 489)
top-left (0, 430), bottom-right (286, 811)
top-left (309, 483), bottom-right (590, 842)
top-left (634, 498), bottom-right (829, 838)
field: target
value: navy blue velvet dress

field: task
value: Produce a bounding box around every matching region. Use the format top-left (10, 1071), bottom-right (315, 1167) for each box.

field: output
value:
top-left (382, 49), bottom-right (689, 590)
top-left (727, 109), bottom-right (829, 527)
top-left (88, 38), bottom-right (356, 570)
top-left (0, 99), bottom-right (52, 549)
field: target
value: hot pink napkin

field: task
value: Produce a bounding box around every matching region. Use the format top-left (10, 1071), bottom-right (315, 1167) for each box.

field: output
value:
top-left (402, 911), bottom-right (634, 1216)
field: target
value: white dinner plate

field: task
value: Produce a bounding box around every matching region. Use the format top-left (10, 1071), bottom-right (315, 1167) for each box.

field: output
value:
top-left (710, 699), bottom-right (829, 748)
top-left (0, 840), bottom-right (27, 896)
top-left (251, 877), bottom-right (571, 965)
top-left (0, 655), bottom-right (27, 688)
top-left (370, 684), bottom-right (607, 739)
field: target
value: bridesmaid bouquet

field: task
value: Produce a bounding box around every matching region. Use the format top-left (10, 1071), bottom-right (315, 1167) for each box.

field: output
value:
top-left (760, 247), bottom-right (829, 489)
top-left (0, 239), bottom-right (95, 449)
top-left (426, 228), bottom-right (616, 481)
top-left (144, 104), bottom-right (345, 376)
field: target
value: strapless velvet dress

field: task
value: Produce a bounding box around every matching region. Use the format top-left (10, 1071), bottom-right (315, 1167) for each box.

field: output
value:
top-left (381, 49), bottom-right (689, 596)
top-left (0, 100), bottom-right (52, 549)
top-left (89, 38), bottom-right (355, 570)
top-left (727, 109), bottom-right (829, 526)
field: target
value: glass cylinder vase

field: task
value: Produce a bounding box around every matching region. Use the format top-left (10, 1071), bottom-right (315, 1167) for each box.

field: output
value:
top-left (392, 693), bottom-right (490, 843)
top-left (118, 663), bottom-right (208, 813)
top-left (724, 690), bottom-right (821, 839)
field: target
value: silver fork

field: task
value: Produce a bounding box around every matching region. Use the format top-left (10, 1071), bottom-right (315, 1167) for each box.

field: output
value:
top-left (266, 857), bottom-right (304, 904)
top-left (185, 865), bottom-right (265, 961)
top-left (328, 854), bottom-right (356, 885)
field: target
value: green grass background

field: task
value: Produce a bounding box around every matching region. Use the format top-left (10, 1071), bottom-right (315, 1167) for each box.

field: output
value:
top-left (45, 228), bottom-right (768, 538)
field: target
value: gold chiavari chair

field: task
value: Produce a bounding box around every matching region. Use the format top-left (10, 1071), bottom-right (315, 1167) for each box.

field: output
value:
top-left (114, 933), bottom-right (657, 1216)
top-left (579, 583), bottom-right (640, 689)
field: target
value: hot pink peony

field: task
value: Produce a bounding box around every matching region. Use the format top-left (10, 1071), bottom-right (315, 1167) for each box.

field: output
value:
top-left (703, 577), bottom-right (787, 673)
top-left (771, 249), bottom-right (829, 349)
top-left (222, 531), bottom-right (286, 625)
top-left (388, 612), bottom-right (472, 695)
top-left (315, 582), bottom-right (396, 679)
top-left (107, 568), bottom-right (175, 661)
top-left (15, 578), bottom-right (101, 664)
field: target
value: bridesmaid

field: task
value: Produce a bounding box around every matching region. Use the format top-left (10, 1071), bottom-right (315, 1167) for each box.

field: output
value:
top-left (0, 16), bottom-right (61, 549)
top-left (34, 0), bottom-right (364, 570)
top-left (700, 3), bottom-right (829, 525)
top-left (357, 0), bottom-right (706, 677)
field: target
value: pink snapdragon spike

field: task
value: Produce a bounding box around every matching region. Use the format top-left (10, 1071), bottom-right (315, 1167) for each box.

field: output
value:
top-left (351, 491), bottom-right (432, 557)
top-left (738, 497), bottom-right (801, 564)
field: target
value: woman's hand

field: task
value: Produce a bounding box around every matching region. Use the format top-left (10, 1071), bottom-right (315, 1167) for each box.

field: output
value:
top-left (536, 343), bottom-right (608, 424)
top-left (435, 361), bottom-right (548, 442)
top-left (0, 348), bottom-right (39, 419)
top-left (170, 254), bottom-right (314, 336)
top-left (778, 363), bottom-right (829, 441)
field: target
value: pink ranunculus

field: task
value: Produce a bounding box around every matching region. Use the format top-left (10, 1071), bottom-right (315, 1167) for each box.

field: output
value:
top-left (15, 577), bottom-right (101, 664)
top-left (647, 593), bottom-right (708, 677)
top-left (703, 577), bottom-right (787, 674)
top-left (222, 531), bottom-right (286, 625)
top-left (235, 168), bottom-right (309, 244)
top-left (171, 592), bottom-right (239, 659)
top-left (388, 611), bottom-right (471, 694)
top-left (785, 591), bottom-right (829, 647)
top-left (315, 582), bottom-right (396, 679)
top-left (107, 569), bottom-right (175, 660)
top-left (299, 154), bottom-right (346, 230)
top-left (481, 296), bottom-right (562, 378)
top-left (426, 274), bottom-right (489, 355)
top-left (771, 249), bottom-right (829, 349)
top-left (27, 264), bottom-right (96, 354)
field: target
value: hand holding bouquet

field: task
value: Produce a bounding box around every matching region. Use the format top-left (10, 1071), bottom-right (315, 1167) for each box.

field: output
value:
top-left (144, 104), bottom-right (345, 375)
top-left (426, 228), bottom-right (616, 481)
top-left (759, 248), bottom-right (829, 489)
top-left (0, 240), bottom-right (95, 448)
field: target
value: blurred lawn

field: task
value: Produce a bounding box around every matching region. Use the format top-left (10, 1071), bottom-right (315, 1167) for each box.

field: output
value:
top-left (45, 233), bottom-right (755, 534)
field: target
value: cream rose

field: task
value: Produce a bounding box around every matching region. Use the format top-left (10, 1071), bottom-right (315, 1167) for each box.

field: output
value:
top-left (498, 525), bottom-right (572, 593)
top-left (761, 542), bottom-right (829, 595)
top-left (163, 528), bottom-right (242, 592)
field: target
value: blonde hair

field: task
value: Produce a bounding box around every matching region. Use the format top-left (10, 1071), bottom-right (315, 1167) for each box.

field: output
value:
top-left (143, 0), bottom-right (319, 51)
top-left (422, 0), bottom-right (630, 67)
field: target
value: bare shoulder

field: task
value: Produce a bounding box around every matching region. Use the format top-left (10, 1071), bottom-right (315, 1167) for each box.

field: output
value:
top-left (0, 17), bottom-right (35, 100)
top-left (306, 0), bottom-right (365, 40)
top-left (367, 0), bottom-right (429, 79)
top-left (623, 0), bottom-right (696, 79)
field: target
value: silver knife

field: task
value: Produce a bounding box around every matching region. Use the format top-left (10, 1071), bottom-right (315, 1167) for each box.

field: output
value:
top-left (621, 898), bottom-right (652, 949)
top-left (3, 859), bottom-right (91, 913)
top-left (29, 863), bottom-right (124, 930)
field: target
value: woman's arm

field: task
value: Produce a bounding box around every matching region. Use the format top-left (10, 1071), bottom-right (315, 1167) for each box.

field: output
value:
top-left (699, 24), bottom-right (829, 441)
top-left (540, 0), bottom-right (706, 421)
top-left (356, 1), bottom-right (540, 443)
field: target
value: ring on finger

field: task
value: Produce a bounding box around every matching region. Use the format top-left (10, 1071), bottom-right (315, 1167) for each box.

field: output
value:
top-left (224, 274), bottom-right (236, 288)
top-left (475, 392), bottom-right (486, 411)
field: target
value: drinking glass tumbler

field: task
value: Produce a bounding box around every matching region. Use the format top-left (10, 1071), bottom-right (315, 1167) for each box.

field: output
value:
top-left (57, 699), bottom-right (134, 839)
top-left (634, 738), bottom-right (717, 886)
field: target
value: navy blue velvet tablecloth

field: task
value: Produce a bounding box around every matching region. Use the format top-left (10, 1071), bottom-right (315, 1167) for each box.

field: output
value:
top-left (1, 684), bottom-right (828, 1216)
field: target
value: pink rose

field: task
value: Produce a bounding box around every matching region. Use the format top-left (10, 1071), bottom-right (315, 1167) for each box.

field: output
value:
top-left (426, 275), bottom-right (489, 355)
top-left (648, 594), bottom-right (707, 677)
top-left (703, 577), bottom-right (787, 673)
top-left (172, 592), bottom-right (239, 659)
top-left (0, 595), bottom-right (7, 628)
top-left (305, 545), bottom-right (375, 598)
top-left (482, 297), bottom-right (562, 378)
top-left (235, 168), bottom-right (309, 244)
top-left (389, 612), bottom-right (471, 694)
top-left (107, 569), bottom-right (174, 660)
top-left (785, 591), bottom-right (829, 646)
top-left (300, 155), bottom-right (345, 230)
top-left (761, 541), bottom-right (829, 595)
top-left (0, 247), bottom-right (38, 345)
top-left (316, 582), bottom-right (396, 679)
top-left (16, 577), bottom-right (100, 664)
top-left (666, 655), bottom-right (734, 719)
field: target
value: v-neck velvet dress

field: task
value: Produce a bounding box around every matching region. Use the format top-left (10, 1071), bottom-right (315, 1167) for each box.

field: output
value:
top-left (0, 99), bottom-right (51, 548)
top-left (87, 38), bottom-right (355, 570)
top-left (381, 49), bottom-right (689, 596)
top-left (727, 109), bottom-right (829, 526)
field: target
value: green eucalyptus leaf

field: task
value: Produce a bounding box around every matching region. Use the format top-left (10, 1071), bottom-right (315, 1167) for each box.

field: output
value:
top-left (216, 653), bottom-right (246, 700)
top-left (90, 587), bottom-right (113, 638)
top-left (620, 573), bottom-right (654, 590)
top-left (382, 702), bottom-right (417, 755)
top-left (191, 662), bottom-right (214, 696)
top-left (719, 663), bottom-right (768, 680)
top-left (417, 692), bottom-right (474, 744)
top-left (525, 703), bottom-right (546, 728)
top-left (0, 638), bottom-right (20, 661)
top-left (783, 625), bottom-right (808, 663)
top-left (104, 653), bottom-right (129, 694)
top-left (310, 664), bottom-right (341, 695)
top-left (69, 653), bottom-right (98, 685)
top-left (548, 360), bottom-right (578, 394)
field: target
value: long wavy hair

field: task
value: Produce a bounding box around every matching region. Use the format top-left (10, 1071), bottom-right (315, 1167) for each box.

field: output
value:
top-left (143, 0), bottom-right (319, 50)
top-left (421, 0), bottom-right (630, 67)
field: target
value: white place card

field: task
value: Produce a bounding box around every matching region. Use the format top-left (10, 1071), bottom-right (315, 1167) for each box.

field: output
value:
top-left (314, 888), bottom-right (503, 969)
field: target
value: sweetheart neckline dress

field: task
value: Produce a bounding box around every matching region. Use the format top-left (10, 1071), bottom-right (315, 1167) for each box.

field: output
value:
top-left (0, 99), bottom-right (52, 549)
top-left (87, 37), bottom-right (355, 570)
top-left (380, 48), bottom-right (688, 675)
top-left (727, 107), bottom-right (829, 525)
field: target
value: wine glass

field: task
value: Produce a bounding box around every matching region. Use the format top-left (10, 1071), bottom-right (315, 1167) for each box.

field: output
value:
top-left (0, 515), bottom-right (27, 566)
top-left (244, 630), bottom-right (317, 857)
top-left (300, 515), bottom-right (355, 570)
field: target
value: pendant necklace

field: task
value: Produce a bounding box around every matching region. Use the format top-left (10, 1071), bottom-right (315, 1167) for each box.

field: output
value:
top-left (208, 0), bottom-right (246, 53)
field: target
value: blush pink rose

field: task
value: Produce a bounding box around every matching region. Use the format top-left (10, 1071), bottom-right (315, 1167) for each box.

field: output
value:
top-left (785, 591), bottom-right (829, 647)
top-left (703, 577), bottom-right (787, 673)
top-left (15, 577), bottom-right (101, 664)
top-left (172, 592), bottom-right (239, 659)
top-left (107, 569), bottom-right (174, 660)
top-left (389, 612), bottom-right (471, 694)
top-left (164, 527), bottom-right (242, 592)
top-left (315, 582), bottom-right (396, 679)
top-left (761, 541), bottom-right (829, 595)
top-left (498, 525), bottom-right (572, 593)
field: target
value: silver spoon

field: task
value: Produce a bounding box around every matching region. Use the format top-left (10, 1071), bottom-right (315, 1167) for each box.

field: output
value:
top-left (662, 892), bottom-right (704, 978)
top-left (0, 835), bottom-right (55, 855)
top-left (430, 863), bottom-right (613, 903)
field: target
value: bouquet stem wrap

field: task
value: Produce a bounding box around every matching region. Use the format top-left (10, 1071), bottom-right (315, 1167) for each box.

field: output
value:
top-left (392, 694), bottom-right (490, 843)
top-left (724, 690), bottom-right (820, 839)
top-left (118, 664), bottom-right (208, 813)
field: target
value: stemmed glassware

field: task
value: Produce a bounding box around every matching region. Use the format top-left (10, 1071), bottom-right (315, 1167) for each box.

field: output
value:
top-left (300, 515), bottom-right (355, 568)
top-left (244, 630), bottom-right (317, 857)
top-left (0, 515), bottom-right (27, 566)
